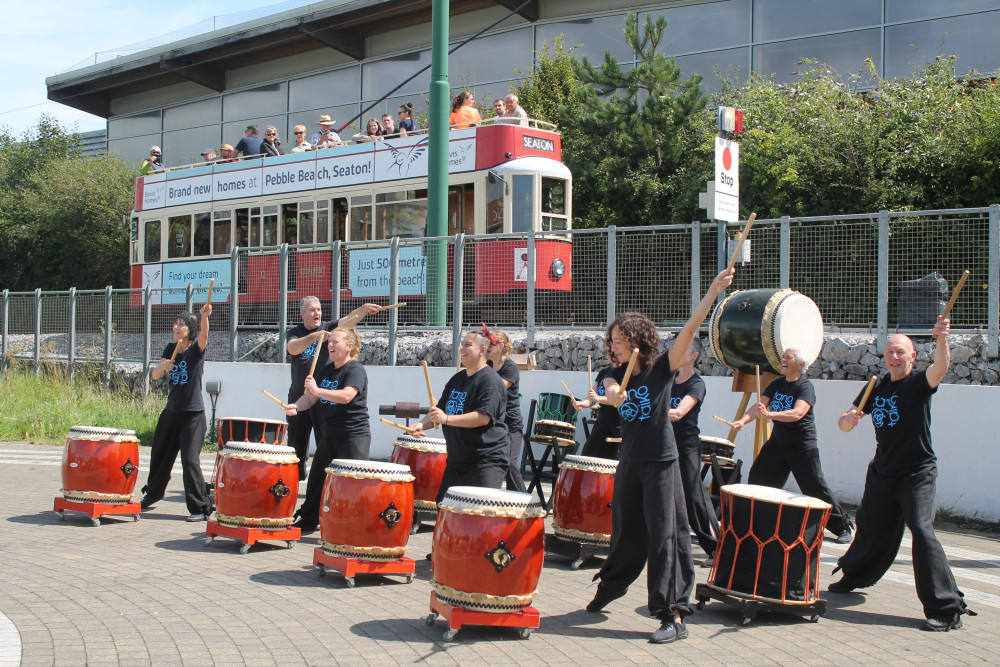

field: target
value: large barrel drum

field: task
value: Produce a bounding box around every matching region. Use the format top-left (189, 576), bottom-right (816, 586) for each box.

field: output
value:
top-left (431, 487), bottom-right (546, 613)
top-left (551, 455), bottom-right (618, 546)
top-left (390, 435), bottom-right (447, 512)
top-left (61, 426), bottom-right (140, 504)
top-left (319, 459), bottom-right (415, 562)
top-left (215, 442), bottom-right (299, 530)
top-left (709, 289), bottom-right (823, 375)
top-left (213, 417), bottom-right (290, 487)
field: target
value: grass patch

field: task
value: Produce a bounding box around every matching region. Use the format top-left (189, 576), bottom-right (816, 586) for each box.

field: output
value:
top-left (0, 363), bottom-right (164, 446)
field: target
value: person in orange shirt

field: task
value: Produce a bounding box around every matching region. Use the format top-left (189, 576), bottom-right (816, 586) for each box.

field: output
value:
top-left (449, 91), bottom-right (481, 129)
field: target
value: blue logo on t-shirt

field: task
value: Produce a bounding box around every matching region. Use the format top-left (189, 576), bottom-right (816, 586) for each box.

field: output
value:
top-left (445, 389), bottom-right (467, 415)
top-left (170, 360), bottom-right (188, 386)
top-left (303, 340), bottom-right (319, 359)
top-left (670, 396), bottom-right (682, 409)
top-left (318, 378), bottom-right (339, 405)
top-left (770, 392), bottom-right (793, 412)
top-left (619, 385), bottom-right (652, 422)
top-left (870, 395), bottom-right (899, 428)
top-left (596, 384), bottom-right (606, 397)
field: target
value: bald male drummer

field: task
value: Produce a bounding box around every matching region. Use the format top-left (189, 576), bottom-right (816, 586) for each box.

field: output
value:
top-left (286, 298), bottom-right (378, 480)
top-left (830, 317), bottom-right (973, 632)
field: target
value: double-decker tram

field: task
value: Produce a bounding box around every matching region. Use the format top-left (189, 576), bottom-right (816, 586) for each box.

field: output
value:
top-left (128, 122), bottom-right (572, 322)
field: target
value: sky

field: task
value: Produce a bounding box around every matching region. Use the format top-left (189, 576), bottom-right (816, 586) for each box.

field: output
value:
top-left (0, 0), bottom-right (323, 138)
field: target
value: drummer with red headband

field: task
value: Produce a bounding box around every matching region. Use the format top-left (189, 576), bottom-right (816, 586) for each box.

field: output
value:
top-left (586, 268), bottom-right (733, 645)
top-left (487, 329), bottom-right (527, 493)
top-left (410, 326), bottom-right (509, 502)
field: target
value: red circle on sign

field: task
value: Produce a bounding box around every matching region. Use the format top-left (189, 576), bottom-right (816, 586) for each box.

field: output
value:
top-left (722, 147), bottom-right (732, 171)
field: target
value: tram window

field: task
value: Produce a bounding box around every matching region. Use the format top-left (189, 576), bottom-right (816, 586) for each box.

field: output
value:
top-left (511, 175), bottom-right (534, 233)
top-left (263, 205), bottom-right (278, 246)
top-left (168, 215), bottom-right (192, 258)
top-left (250, 209), bottom-right (261, 247)
top-left (541, 178), bottom-right (566, 215)
top-left (316, 201), bottom-right (329, 244)
top-left (300, 202), bottom-right (314, 245)
top-left (376, 200), bottom-right (427, 239)
top-left (213, 211), bottom-right (232, 255)
top-left (333, 198), bottom-right (348, 242)
top-left (144, 220), bottom-right (161, 263)
top-left (235, 209), bottom-right (249, 248)
top-left (351, 195), bottom-right (372, 242)
top-left (194, 212), bottom-right (211, 256)
top-left (282, 203), bottom-right (298, 245)
top-left (486, 178), bottom-right (504, 234)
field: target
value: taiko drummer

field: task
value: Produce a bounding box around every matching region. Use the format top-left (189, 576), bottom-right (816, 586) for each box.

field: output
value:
top-left (487, 329), bottom-right (527, 493)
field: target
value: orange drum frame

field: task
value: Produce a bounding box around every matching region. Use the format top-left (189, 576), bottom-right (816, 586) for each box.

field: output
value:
top-left (53, 426), bottom-right (142, 526)
top-left (550, 455), bottom-right (617, 569)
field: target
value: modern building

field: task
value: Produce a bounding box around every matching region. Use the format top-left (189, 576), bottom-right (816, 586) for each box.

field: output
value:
top-left (47, 0), bottom-right (1000, 168)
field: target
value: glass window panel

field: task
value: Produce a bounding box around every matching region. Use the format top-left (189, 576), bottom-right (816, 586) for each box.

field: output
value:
top-left (316, 202), bottom-right (330, 244)
top-left (250, 209), bottom-right (261, 247)
top-left (108, 134), bottom-right (162, 168)
top-left (213, 212), bottom-right (231, 256)
top-left (289, 66), bottom-right (361, 111)
top-left (108, 111), bottom-right (161, 140)
top-left (223, 117), bottom-right (286, 153)
top-left (223, 82), bottom-right (288, 122)
top-left (351, 196), bottom-right (373, 241)
top-left (541, 178), bottom-right (566, 215)
top-left (450, 30), bottom-right (533, 85)
top-left (536, 15), bottom-right (634, 64)
top-left (754, 30), bottom-right (880, 83)
top-left (144, 220), bottom-right (161, 263)
top-left (675, 47), bottom-right (749, 93)
top-left (163, 98), bottom-right (221, 131)
top-left (300, 209), bottom-right (314, 245)
top-left (885, 13), bottom-right (1000, 78)
top-left (193, 212), bottom-right (211, 256)
top-left (486, 177), bottom-right (504, 234)
top-left (162, 125), bottom-right (222, 168)
top-left (333, 198), bottom-right (348, 242)
top-left (375, 199), bottom-right (427, 240)
top-left (363, 51), bottom-right (431, 100)
top-left (754, 0), bottom-right (881, 41)
top-left (288, 106), bottom-right (357, 143)
top-left (887, 0), bottom-right (1000, 22)
top-left (168, 215), bottom-right (192, 259)
top-left (263, 205), bottom-right (279, 246)
top-left (282, 203), bottom-right (299, 244)
top-left (235, 209), bottom-right (250, 248)
top-left (511, 174), bottom-right (534, 233)
top-left (640, 1), bottom-right (749, 55)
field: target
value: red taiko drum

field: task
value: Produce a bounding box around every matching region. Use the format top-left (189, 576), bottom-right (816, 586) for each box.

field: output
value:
top-left (61, 426), bottom-right (140, 504)
top-left (213, 417), bottom-right (289, 486)
top-left (320, 460), bottom-right (415, 562)
top-left (215, 442), bottom-right (299, 530)
top-left (551, 455), bottom-right (618, 546)
top-left (710, 484), bottom-right (832, 604)
top-left (390, 435), bottom-right (447, 512)
top-left (431, 487), bottom-right (546, 613)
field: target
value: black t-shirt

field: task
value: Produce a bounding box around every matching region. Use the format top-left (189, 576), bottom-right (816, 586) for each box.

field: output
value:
top-left (610, 353), bottom-right (677, 463)
top-left (399, 118), bottom-right (419, 133)
top-left (855, 370), bottom-right (937, 476)
top-left (162, 341), bottom-right (205, 413)
top-left (438, 366), bottom-right (509, 467)
top-left (493, 358), bottom-right (524, 432)
top-left (312, 360), bottom-right (370, 440)
top-left (762, 376), bottom-right (817, 450)
top-left (670, 372), bottom-right (706, 450)
top-left (235, 136), bottom-right (262, 157)
top-left (286, 320), bottom-right (337, 402)
top-left (591, 366), bottom-right (623, 431)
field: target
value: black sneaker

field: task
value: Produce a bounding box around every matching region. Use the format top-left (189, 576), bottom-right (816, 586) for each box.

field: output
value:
top-left (586, 583), bottom-right (627, 612)
top-left (650, 619), bottom-right (688, 644)
top-left (290, 518), bottom-right (317, 533)
top-left (186, 513), bottom-right (208, 522)
top-left (921, 615), bottom-right (963, 632)
top-left (827, 577), bottom-right (857, 593)
top-left (139, 496), bottom-right (160, 510)
top-left (835, 529), bottom-right (852, 544)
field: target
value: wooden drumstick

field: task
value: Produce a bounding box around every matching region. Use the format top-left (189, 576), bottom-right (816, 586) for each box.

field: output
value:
top-left (857, 375), bottom-right (878, 416)
top-left (587, 355), bottom-right (593, 390)
top-left (262, 389), bottom-right (290, 411)
top-left (560, 380), bottom-right (579, 404)
top-left (754, 365), bottom-right (764, 458)
top-left (619, 348), bottom-right (640, 394)
top-left (336, 312), bottom-right (362, 331)
top-left (205, 277), bottom-right (214, 304)
top-left (713, 415), bottom-right (738, 428)
top-left (940, 270), bottom-right (970, 320)
top-left (422, 361), bottom-right (439, 429)
top-left (725, 213), bottom-right (757, 273)
top-left (168, 340), bottom-right (186, 364)
top-left (304, 331), bottom-right (329, 394)
top-left (380, 417), bottom-right (421, 435)
top-left (378, 302), bottom-right (407, 311)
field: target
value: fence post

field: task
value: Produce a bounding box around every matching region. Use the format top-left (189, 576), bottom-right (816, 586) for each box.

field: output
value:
top-left (1, 289), bottom-right (8, 373)
top-left (143, 284), bottom-right (152, 396)
top-left (34, 288), bottom-right (41, 376)
top-left (690, 221), bottom-right (701, 312)
top-left (989, 204), bottom-right (999, 358)
top-left (332, 240), bottom-right (342, 320)
top-left (185, 283), bottom-right (194, 313)
top-left (779, 215), bottom-right (791, 289)
top-left (103, 286), bottom-right (113, 388)
top-left (606, 226), bottom-right (617, 325)
top-left (278, 243), bottom-right (288, 364)
top-left (716, 220), bottom-right (728, 305)
top-left (877, 210), bottom-right (890, 353)
top-left (452, 234), bottom-right (465, 368)
top-left (68, 287), bottom-right (76, 381)
top-left (388, 237), bottom-right (400, 366)
top-left (526, 230), bottom-right (536, 348)
top-left (229, 246), bottom-right (239, 362)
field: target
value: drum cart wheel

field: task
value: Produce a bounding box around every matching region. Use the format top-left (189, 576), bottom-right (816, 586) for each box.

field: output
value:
top-left (425, 613), bottom-right (439, 626)
top-left (695, 583), bottom-right (826, 626)
top-left (427, 592), bottom-right (540, 642)
top-left (56, 511), bottom-right (65, 521)
top-left (405, 573), bottom-right (415, 584)
top-left (204, 536), bottom-right (215, 546)
top-left (344, 577), bottom-right (356, 588)
top-left (518, 628), bottom-right (531, 639)
top-left (132, 514), bottom-right (140, 522)
top-left (317, 565), bottom-right (326, 577)
top-left (442, 629), bottom-right (458, 642)
top-left (285, 541), bottom-right (294, 549)
top-left (570, 558), bottom-right (584, 570)
top-left (90, 517), bottom-right (101, 527)
top-left (239, 544), bottom-right (252, 555)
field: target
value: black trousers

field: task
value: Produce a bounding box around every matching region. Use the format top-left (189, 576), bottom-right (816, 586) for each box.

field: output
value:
top-left (286, 408), bottom-right (321, 481)
top-left (836, 462), bottom-right (968, 619)
top-left (596, 460), bottom-right (695, 621)
top-left (748, 441), bottom-right (853, 535)
top-left (505, 430), bottom-right (527, 493)
top-left (435, 460), bottom-right (507, 503)
top-left (579, 418), bottom-right (620, 460)
top-left (296, 432), bottom-right (371, 526)
top-left (144, 409), bottom-right (212, 515)
top-left (677, 441), bottom-right (719, 556)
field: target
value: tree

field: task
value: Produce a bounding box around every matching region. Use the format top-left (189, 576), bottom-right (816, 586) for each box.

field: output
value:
top-left (510, 35), bottom-right (583, 127)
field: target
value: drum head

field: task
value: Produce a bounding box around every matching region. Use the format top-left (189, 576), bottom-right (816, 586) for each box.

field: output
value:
top-left (440, 486), bottom-right (545, 517)
top-left (722, 483), bottom-right (832, 510)
top-left (222, 441), bottom-right (297, 462)
top-left (700, 436), bottom-right (735, 447)
top-left (769, 292), bottom-right (824, 370)
top-left (560, 455), bottom-right (619, 473)
top-left (328, 459), bottom-right (415, 481)
top-left (394, 435), bottom-right (447, 452)
top-left (67, 426), bottom-right (138, 442)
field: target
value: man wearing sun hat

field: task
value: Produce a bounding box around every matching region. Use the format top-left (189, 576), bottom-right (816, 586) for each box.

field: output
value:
top-left (311, 114), bottom-right (341, 148)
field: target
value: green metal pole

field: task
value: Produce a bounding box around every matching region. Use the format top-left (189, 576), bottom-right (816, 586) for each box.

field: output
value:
top-left (425, 0), bottom-right (450, 326)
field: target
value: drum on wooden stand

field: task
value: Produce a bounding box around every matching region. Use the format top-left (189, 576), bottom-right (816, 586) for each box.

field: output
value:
top-left (709, 289), bottom-right (823, 374)
top-left (215, 442), bottom-right (299, 530)
top-left (390, 435), bottom-right (447, 513)
top-left (319, 460), bottom-right (415, 562)
top-left (532, 420), bottom-right (576, 443)
top-left (61, 426), bottom-right (140, 504)
top-left (431, 487), bottom-right (546, 613)
top-left (710, 484), bottom-right (831, 604)
top-left (551, 455), bottom-right (618, 546)
top-left (700, 436), bottom-right (736, 463)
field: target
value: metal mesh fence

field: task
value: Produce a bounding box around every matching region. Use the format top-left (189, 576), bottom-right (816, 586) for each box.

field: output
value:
top-left (615, 225), bottom-right (694, 326)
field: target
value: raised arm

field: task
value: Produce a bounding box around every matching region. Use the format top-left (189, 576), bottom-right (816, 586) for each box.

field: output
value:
top-left (197, 302), bottom-right (211, 352)
top-left (926, 315), bottom-right (950, 389)
top-left (668, 268), bottom-right (734, 370)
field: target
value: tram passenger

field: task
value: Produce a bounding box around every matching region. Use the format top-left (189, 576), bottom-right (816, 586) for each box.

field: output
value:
top-left (397, 103), bottom-right (419, 136)
top-left (235, 125), bottom-right (261, 158)
top-left (503, 94), bottom-right (528, 126)
top-left (140, 302), bottom-right (214, 521)
top-left (285, 328), bottom-right (372, 532)
top-left (261, 126), bottom-right (283, 157)
top-left (492, 99), bottom-right (511, 124)
top-left (354, 118), bottom-right (383, 143)
top-left (381, 114), bottom-right (398, 139)
top-left (200, 148), bottom-right (216, 163)
top-left (289, 125), bottom-right (312, 153)
top-left (449, 91), bottom-right (481, 129)
top-left (486, 329), bottom-right (527, 493)
top-left (217, 144), bottom-right (237, 163)
top-left (311, 115), bottom-right (341, 147)
top-left (139, 146), bottom-right (165, 175)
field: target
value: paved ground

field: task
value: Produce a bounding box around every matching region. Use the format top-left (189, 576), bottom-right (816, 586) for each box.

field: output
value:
top-left (0, 441), bottom-right (997, 666)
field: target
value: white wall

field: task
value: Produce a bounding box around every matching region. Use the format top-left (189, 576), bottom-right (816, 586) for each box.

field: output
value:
top-left (203, 362), bottom-right (1000, 521)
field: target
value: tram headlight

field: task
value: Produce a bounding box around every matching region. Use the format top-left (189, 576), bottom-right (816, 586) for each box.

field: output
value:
top-left (550, 258), bottom-right (566, 280)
